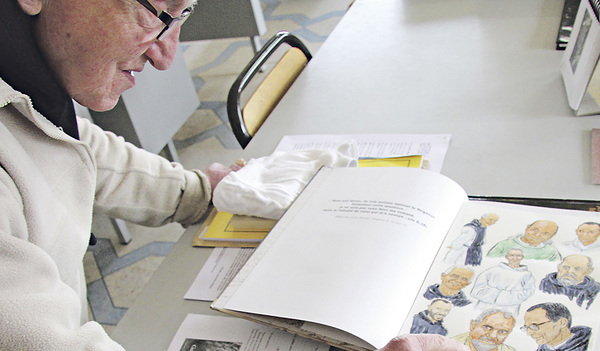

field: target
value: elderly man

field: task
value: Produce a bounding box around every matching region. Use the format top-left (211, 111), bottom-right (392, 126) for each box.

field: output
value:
top-left (0, 0), bottom-right (245, 348)
top-left (452, 309), bottom-right (516, 351)
top-left (563, 222), bottom-right (600, 252)
top-left (444, 213), bottom-right (499, 266)
top-left (424, 266), bottom-right (474, 307)
top-left (523, 302), bottom-right (591, 351)
top-left (487, 220), bottom-right (561, 261)
top-left (539, 254), bottom-right (600, 309)
top-left (0, 0), bottom-right (467, 350)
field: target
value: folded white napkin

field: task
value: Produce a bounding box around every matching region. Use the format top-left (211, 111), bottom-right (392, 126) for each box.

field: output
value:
top-left (213, 142), bottom-right (358, 219)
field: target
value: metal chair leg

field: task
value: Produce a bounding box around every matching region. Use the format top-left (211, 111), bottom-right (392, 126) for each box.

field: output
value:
top-left (110, 218), bottom-right (132, 245)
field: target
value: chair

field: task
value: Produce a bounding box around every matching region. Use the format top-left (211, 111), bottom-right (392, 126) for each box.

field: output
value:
top-left (227, 31), bottom-right (312, 148)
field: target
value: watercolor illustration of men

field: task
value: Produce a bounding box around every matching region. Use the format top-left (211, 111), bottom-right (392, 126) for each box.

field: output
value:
top-left (488, 220), bottom-right (561, 261)
top-left (444, 213), bottom-right (499, 266)
top-left (539, 254), bottom-right (600, 309)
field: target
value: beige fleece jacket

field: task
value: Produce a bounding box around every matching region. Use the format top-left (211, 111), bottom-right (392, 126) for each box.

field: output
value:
top-left (0, 78), bottom-right (211, 350)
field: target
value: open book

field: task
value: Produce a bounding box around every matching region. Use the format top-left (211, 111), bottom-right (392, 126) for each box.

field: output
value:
top-left (212, 167), bottom-right (600, 351)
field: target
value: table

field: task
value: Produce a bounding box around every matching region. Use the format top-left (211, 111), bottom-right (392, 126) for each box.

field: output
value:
top-left (110, 221), bottom-right (215, 350)
top-left (111, 1), bottom-right (600, 349)
top-left (243, 0), bottom-right (600, 201)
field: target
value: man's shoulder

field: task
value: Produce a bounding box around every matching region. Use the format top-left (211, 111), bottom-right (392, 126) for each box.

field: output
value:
top-left (413, 311), bottom-right (429, 322)
top-left (0, 78), bottom-right (16, 97)
top-left (0, 79), bottom-right (28, 107)
top-left (450, 332), bottom-right (469, 344)
top-left (540, 272), bottom-right (557, 282)
top-left (585, 276), bottom-right (600, 288)
top-left (495, 236), bottom-right (521, 247)
top-left (498, 344), bottom-right (516, 351)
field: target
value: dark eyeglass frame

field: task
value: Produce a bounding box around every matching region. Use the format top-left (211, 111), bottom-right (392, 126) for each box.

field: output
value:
top-left (136, 0), bottom-right (193, 40)
top-left (520, 320), bottom-right (551, 333)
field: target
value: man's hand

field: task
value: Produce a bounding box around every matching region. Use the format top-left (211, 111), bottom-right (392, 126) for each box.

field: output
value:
top-left (378, 335), bottom-right (469, 351)
top-left (204, 159), bottom-right (246, 194)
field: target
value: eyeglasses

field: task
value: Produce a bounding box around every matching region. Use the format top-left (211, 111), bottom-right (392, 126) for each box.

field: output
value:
top-left (520, 321), bottom-right (551, 332)
top-left (135, 0), bottom-right (193, 40)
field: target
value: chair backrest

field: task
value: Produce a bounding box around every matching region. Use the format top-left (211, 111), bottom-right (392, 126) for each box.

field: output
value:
top-left (227, 31), bottom-right (312, 148)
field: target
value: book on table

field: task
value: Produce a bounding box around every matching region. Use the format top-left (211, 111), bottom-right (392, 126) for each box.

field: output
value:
top-left (212, 167), bottom-right (600, 351)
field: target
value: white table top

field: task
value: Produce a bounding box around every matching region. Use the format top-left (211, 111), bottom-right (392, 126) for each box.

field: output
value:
top-left (111, 1), bottom-right (600, 350)
top-left (241, 0), bottom-right (600, 201)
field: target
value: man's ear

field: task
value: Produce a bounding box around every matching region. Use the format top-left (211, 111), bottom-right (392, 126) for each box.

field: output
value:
top-left (558, 318), bottom-right (569, 328)
top-left (17, 0), bottom-right (44, 16)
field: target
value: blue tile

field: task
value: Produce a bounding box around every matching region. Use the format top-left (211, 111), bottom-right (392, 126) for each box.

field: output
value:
top-left (88, 238), bottom-right (174, 277)
top-left (87, 279), bottom-right (127, 325)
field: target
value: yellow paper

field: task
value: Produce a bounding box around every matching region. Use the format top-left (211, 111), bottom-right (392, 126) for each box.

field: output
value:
top-left (201, 211), bottom-right (276, 242)
top-left (358, 155), bottom-right (422, 168)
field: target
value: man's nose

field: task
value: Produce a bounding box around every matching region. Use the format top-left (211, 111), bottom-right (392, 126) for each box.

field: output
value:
top-left (144, 27), bottom-right (180, 70)
top-left (487, 329), bottom-right (499, 341)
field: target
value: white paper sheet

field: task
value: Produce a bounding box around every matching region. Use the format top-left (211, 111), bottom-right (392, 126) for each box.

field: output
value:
top-left (274, 134), bottom-right (451, 172)
top-left (220, 167), bottom-right (468, 348)
top-left (168, 314), bottom-right (331, 351)
top-left (185, 247), bottom-right (255, 301)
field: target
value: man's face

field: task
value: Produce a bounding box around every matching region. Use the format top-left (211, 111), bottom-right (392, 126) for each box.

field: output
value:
top-left (524, 308), bottom-right (567, 345)
top-left (522, 221), bottom-right (558, 246)
top-left (441, 268), bottom-right (473, 291)
top-left (480, 214), bottom-right (499, 227)
top-left (469, 312), bottom-right (515, 350)
top-left (505, 249), bottom-right (524, 267)
top-left (26, 0), bottom-right (189, 111)
top-left (576, 224), bottom-right (600, 246)
top-left (427, 301), bottom-right (451, 322)
top-left (557, 255), bottom-right (592, 285)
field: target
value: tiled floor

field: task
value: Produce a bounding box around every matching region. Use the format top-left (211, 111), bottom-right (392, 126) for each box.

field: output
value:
top-left (85, 0), bottom-right (354, 335)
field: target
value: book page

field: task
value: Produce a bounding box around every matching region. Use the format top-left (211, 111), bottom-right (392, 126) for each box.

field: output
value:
top-left (400, 201), bottom-right (600, 350)
top-left (168, 314), bottom-right (331, 351)
top-left (219, 167), bottom-right (468, 349)
top-left (185, 247), bottom-right (255, 301)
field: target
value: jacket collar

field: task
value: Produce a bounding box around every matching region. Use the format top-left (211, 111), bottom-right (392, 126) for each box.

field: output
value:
top-left (0, 0), bottom-right (79, 139)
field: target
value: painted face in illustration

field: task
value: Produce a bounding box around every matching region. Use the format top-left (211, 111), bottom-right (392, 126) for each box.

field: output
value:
top-left (557, 255), bottom-right (593, 286)
top-left (441, 268), bottom-right (473, 291)
top-left (576, 223), bottom-right (600, 246)
top-left (505, 249), bottom-right (524, 268)
top-left (480, 213), bottom-right (499, 227)
top-left (469, 312), bottom-right (515, 351)
top-left (521, 220), bottom-right (558, 246)
top-left (523, 308), bottom-right (568, 346)
top-left (427, 300), bottom-right (452, 322)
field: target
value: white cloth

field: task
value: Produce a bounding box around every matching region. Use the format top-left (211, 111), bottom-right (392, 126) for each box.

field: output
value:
top-left (213, 143), bottom-right (358, 219)
top-left (563, 238), bottom-right (600, 252)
